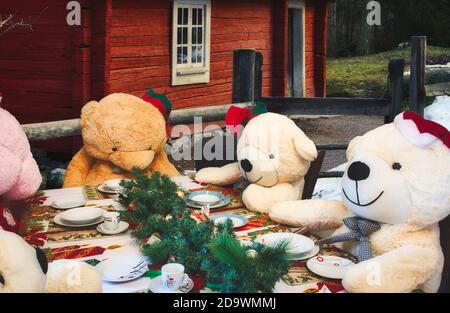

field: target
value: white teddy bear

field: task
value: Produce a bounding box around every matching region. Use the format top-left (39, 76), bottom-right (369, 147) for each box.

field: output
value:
top-left (270, 111), bottom-right (450, 292)
top-left (0, 230), bottom-right (102, 293)
top-left (195, 106), bottom-right (317, 213)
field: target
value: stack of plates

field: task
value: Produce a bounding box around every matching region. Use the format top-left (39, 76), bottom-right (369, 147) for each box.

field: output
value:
top-left (54, 207), bottom-right (104, 227)
top-left (98, 179), bottom-right (128, 194)
top-left (254, 232), bottom-right (320, 261)
top-left (51, 198), bottom-right (86, 210)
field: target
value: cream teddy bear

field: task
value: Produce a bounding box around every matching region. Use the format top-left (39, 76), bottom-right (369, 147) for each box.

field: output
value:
top-left (196, 107), bottom-right (317, 213)
top-left (0, 230), bottom-right (102, 293)
top-left (269, 111), bottom-right (450, 292)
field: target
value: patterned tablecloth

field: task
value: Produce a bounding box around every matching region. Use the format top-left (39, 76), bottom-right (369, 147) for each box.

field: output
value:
top-left (17, 176), bottom-right (356, 293)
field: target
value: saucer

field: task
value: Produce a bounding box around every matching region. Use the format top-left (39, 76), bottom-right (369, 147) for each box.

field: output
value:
top-left (148, 275), bottom-right (194, 293)
top-left (97, 221), bottom-right (129, 235)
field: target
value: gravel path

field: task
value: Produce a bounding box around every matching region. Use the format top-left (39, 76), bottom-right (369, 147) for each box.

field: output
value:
top-left (293, 115), bottom-right (385, 170)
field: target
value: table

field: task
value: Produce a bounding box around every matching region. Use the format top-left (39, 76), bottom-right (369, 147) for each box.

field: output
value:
top-left (17, 176), bottom-right (356, 293)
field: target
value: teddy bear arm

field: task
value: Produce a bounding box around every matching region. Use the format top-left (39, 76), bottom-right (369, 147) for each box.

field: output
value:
top-left (269, 199), bottom-right (348, 231)
top-left (150, 150), bottom-right (180, 176)
top-left (63, 148), bottom-right (95, 188)
top-left (243, 183), bottom-right (300, 213)
top-left (342, 244), bottom-right (441, 293)
top-left (195, 162), bottom-right (241, 186)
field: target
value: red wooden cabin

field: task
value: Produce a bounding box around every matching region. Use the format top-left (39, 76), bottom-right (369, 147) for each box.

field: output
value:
top-left (0, 0), bottom-right (328, 152)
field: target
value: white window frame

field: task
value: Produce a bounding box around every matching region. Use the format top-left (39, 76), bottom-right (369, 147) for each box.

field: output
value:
top-left (288, 0), bottom-right (306, 96)
top-left (172, 0), bottom-right (211, 86)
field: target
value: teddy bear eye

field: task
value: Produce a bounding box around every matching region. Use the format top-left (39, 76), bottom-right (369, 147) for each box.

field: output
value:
top-left (269, 153), bottom-right (275, 159)
top-left (112, 147), bottom-right (118, 152)
top-left (392, 162), bottom-right (402, 170)
top-left (0, 274), bottom-right (5, 286)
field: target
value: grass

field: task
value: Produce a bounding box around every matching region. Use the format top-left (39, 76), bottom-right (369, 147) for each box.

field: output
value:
top-left (326, 46), bottom-right (450, 98)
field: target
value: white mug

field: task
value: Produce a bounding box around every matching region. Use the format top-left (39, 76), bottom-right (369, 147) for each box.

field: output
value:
top-left (103, 211), bottom-right (120, 231)
top-left (161, 263), bottom-right (189, 291)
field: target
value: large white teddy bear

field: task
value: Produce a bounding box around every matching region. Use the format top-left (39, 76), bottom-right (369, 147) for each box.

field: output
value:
top-left (195, 106), bottom-right (317, 213)
top-left (0, 230), bottom-right (102, 292)
top-left (270, 111), bottom-right (450, 292)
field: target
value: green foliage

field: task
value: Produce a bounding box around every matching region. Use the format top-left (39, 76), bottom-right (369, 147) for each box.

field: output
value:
top-left (120, 168), bottom-right (291, 292)
top-left (203, 232), bottom-right (292, 293)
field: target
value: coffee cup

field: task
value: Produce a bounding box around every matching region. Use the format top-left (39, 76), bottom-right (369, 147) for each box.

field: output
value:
top-left (103, 211), bottom-right (120, 231)
top-left (161, 263), bottom-right (189, 291)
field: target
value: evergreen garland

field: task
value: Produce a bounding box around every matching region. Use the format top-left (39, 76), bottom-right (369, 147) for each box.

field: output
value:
top-left (119, 168), bottom-right (291, 292)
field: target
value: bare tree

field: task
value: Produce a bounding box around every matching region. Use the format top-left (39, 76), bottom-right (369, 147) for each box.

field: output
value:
top-left (0, 14), bottom-right (33, 37)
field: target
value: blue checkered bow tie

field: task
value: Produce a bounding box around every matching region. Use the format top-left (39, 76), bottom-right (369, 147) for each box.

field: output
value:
top-left (316, 216), bottom-right (381, 262)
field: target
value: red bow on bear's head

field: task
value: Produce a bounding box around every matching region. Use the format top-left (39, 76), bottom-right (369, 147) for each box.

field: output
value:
top-left (225, 101), bottom-right (268, 135)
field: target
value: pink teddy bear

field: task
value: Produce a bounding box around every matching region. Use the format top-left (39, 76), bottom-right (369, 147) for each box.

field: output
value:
top-left (0, 107), bottom-right (42, 231)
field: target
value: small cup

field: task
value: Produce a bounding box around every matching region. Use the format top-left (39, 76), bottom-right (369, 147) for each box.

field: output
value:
top-left (161, 263), bottom-right (189, 291)
top-left (103, 211), bottom-right (120, 231)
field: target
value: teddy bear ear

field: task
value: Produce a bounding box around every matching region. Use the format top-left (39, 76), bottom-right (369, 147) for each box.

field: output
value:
top-left (294, 133), bottom-right (317, 161)
top-left (80, 101), bottom-right (99, 127)
top-left (346, 136), bottom-right (363, 160)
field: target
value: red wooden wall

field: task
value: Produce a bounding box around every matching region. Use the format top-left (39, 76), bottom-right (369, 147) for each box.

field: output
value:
top-left (0, 0), bottom-right (327, 152)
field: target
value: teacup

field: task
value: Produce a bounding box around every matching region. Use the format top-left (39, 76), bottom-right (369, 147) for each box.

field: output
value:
top-left (103, 211), bottom-right (120, 231)
top-left (161, 263), bottom-right (189, 291)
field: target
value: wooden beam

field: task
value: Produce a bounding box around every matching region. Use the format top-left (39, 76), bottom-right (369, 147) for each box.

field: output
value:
top-left (409, 36), bottom-right (426, 115)
top-left (232, 49), bottom-right (262, 103)
top-left (386, 58), bottom-right (405, 122)
top-left (261, 97), bottom-right (389, 116)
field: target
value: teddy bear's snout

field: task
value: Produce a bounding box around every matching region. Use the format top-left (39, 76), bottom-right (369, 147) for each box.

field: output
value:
top-left (347, 161), bottom-right (370, 181)
top-left (240, 159), bottom-right (253, 173)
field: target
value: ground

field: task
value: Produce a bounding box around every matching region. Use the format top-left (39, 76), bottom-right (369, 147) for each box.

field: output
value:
top-left (327, 46), bottom-right (450, 98)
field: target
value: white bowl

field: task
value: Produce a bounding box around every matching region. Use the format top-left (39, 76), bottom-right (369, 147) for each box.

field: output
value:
top-left (60, 207), bottom-right (104, 225)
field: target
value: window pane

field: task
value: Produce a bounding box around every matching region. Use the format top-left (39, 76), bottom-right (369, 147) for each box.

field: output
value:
top-left (192, 46), bottom-right (197, 63)
top-left (183, 8), bottom-right (188, 25)
top-left (192, 8), bottom-right (197, 25)
top-left (182, 47), bottom-right (188, 64)
top-left (192, 27), bottom-right (197, 44)
top-left (177, 27), bottom-right (182, 45)
top-left (198, 8), bottom-right (203, 25)
top-left (197, 45), bottom-right (203, 63)
top-left (182, 27), bottom-right (188, 44)
top-left (177, 8), bottom-right (182, 25)
top-left (177, 47), bottom-right (182, 64)
top-left (198, 27), bottom-right (202, 44)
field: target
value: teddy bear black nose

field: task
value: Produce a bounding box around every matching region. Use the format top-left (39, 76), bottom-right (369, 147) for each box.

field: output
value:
top-left (240, 159), bottom-right (253, 172)
top-left (347, 161), bottom-right (370, 181)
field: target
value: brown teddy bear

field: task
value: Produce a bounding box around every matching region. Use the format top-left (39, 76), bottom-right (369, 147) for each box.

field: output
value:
top-left (63, 92), bottom-right (179, 187)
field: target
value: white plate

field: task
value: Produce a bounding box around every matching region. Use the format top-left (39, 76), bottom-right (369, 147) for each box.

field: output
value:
top-left (97, 221), bottom-right (129, 235)
top-left (60, 207), bottom-right (104, 224)
top-left (306, 255), bottom-right (355, 279)
top-left (211, 214), bottom-right (248, 229)
top-left (51, 198), bottom-right (86, 210)
top-left (291, 245), bottom-right (320, 261)
top-left (97, 184), bottom-right (124, 194)
top-left (148, 275), bottom-right (194, 293)
top-left (53, 214), bottom-right (103, 227)
top-left (254, 232), bottom-right (315, 256)
top-left (96, 256), bottom-right (149, 283)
